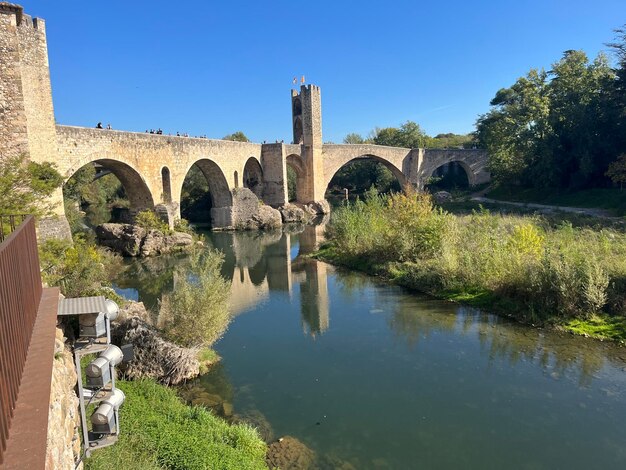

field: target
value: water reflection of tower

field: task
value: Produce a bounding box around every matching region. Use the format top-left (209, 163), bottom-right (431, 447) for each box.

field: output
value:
top-left (300, 260), bottom-right (329, 337)
top-left (294, 223), bottom-right (330, 336)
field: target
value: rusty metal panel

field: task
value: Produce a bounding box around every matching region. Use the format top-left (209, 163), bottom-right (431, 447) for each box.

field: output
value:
top-left (0, 216), bottom-right (44, 466)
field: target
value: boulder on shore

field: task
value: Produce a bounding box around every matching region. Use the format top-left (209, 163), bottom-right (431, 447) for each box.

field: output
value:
top-left (232, 188), bottom-right (283, 230)
top-left (95, 223), bottom-right (146, 256)
top-left (433, 191), bottom-right (452, 204)
top-left (303, 200), bottom-right (331, 216)
top-left (278, 204), bottom-right (312, 224)
top-left (95, 223), bottom-right (193, 257)
top-left (111, 315), bottom-right (200, 385)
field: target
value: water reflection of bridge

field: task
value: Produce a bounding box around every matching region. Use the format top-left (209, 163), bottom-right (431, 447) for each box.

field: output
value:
top-left (215, 223), bottom-right (330, 337)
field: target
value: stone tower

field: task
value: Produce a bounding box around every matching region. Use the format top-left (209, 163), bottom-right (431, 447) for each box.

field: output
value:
top-left (291, 84), bottom-right (325, 203)
top-left (0, 3), bottom-right (70, 238)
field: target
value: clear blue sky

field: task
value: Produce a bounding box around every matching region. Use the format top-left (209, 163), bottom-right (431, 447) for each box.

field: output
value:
top-left (23, 0), bottom-right (626, 143)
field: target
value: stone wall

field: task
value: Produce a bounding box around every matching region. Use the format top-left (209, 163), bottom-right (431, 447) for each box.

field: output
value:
top-left (45, 328), bottom-right (81, 470)
top-left (0, 3), bottom-right (29, 160)
top-left (260, 143), bottom-right (288, 207)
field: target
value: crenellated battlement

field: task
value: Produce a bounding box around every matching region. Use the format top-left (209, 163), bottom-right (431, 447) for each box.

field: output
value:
top-left (0, 3), bottom-right (44, 30)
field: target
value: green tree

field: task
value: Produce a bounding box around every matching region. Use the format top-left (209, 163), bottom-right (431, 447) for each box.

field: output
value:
top-left (476, 68), bottom-right (552, 185)
top-left (372, 121), bottom-right (427, 148)
top-left (222, 131), bottom-right (250, 142)
top-left (343, 133), bottom-right (367, 144)
top-left (0, 154), bottom-right (64, 216)
top-left (606, 154), bottom-right (626, 189)
top-left (476, 49), bottom-right (619, 189)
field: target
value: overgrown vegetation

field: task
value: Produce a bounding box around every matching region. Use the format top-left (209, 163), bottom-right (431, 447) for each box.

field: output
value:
top-left (135, 209), bottom-right (172, 234)
top-left (181, 164), bottom-right (212, 222)
top-left (0, 154), bottom-right (63, 217)
top-left (84, 379), bottom-right (267, 470)
top-left (63, 164), bottom-right (128, 232)
top-left (39, 236), bottom-right (123, 300)
top-left (158, 249), bottom-right (231, 348)
top-left (321, 190), bottom-right (626, 339)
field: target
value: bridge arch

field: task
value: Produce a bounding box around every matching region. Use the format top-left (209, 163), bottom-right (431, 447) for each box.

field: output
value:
top-left (186, 158), bottom-right (233, 209)
top-left (243, 157), bottom-right (263, 198)
top-left (286, 154), bottom-right (306, 202)
top-left (323, 154), bottom-right (409, 196)
top-left (419, 149), bottom-right (490, 189)
top-left (64, 158), bottom-right (155, 214)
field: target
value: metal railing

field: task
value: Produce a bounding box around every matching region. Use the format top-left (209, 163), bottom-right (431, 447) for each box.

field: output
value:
top-left (0, 216), bottom-right (42, 465)
top-left (0, 215), bottom-right (28, 243)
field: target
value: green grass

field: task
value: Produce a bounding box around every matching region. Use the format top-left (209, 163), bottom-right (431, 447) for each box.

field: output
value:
top-left (564, 315), bottom-right (626, 342)
top-left (85, 379), bottom-right (267, 470)
top-left (487, 186), bottom-right (626, 216)
top-left (197, 348), bottom-right (221, 375)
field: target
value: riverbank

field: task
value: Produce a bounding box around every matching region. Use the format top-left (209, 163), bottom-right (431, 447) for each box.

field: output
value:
top-left (84, 379), bottom-right (267, 470)
top-left (314, 190), bottom-right (626, 343)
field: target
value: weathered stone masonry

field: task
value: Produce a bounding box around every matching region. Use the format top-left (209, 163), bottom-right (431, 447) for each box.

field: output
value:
top-left (0, 2), bottom-right (490, 237)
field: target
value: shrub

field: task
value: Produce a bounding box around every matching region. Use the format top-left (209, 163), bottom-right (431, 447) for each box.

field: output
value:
top-left (0, 154), bottom-right (63, 217)
top-left (39, 236), bottom-right (123, 299)
top-left (173, 218), bottom-right (194, 234)
top-left (135, 209), bottom-right (171, 234)
top-left (158, 249), bottom-right (230, 347)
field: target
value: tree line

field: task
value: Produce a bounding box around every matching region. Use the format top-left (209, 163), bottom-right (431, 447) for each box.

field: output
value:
top-left (476, 27), bottom-right (626, 190)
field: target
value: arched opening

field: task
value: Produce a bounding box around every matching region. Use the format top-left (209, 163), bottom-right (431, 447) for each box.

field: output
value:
top-left (426, 161), bottom-right (470, 192)
top-left (63, 159), bottom-right (153, 232)
top-left (161, 166), bottom-right (172, 203)
top-left (293, 97), bottom-right (302, 116)
top-left (243, 157), bottom-right (263, 198)
top-left (181, 159), bottom-right (232, 226)
top-left (325, 156), bottom-right (404, 204)
top-left (293, 116), bottom-right (303, 144)
top-left (286, 154), bottom-right (306, 202)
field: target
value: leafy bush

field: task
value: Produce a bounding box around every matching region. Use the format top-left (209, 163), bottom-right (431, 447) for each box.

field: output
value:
top-left (135, 209), bottom-right (172, 234)
top-left (84, 379), bottom-right (267, 470)
top-left (158, 249), bottom-right (230, 347)
top-left (173, 218), bottom-right (194, 234)
top-left (39, 236), bottom-right (123, 299)
top-left (0, 154), bottom-right (63, 217)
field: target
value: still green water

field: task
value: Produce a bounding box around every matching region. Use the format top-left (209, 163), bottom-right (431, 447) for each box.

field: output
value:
top-left (114, 226), bottom-right (626, 469)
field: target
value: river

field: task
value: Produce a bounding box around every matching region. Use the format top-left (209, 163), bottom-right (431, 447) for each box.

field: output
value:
top-left (113, 225), bottom-right (626, 469)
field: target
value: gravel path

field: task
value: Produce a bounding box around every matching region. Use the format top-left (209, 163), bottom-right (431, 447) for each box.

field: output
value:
top-left (470, 196), bottom-right (618, 219)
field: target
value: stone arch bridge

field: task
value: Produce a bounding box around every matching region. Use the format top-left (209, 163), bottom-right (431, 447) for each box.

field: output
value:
top-left (0, 4), bottom-right (489, 236)
top-left (55, 125), bottom-right (489, 229)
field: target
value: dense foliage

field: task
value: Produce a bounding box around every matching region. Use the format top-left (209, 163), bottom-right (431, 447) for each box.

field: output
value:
top-left (135, 209), bottom-right (172, 234)
top-left (476, 30), bottom-right (626, 190)
top-left (222, 131), bottom-right (250, 142)
top-left (63, 164), bottom-right (128, 231)
top-left (325, 190), bottom-right (626, 331)
top-left (181, 164), bottom-right (212, 221)
top-left (84, 379), bottom-right (267, 470)
top-left (39, 236), bottom-right (123, 299)
top-left (158, 249), bottom-right (231, 347)
top-left (0, 154), bottom-right (63, 217)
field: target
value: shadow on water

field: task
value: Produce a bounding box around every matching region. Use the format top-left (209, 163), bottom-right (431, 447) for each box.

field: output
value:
top-left (113, 221), bottom-right (626, 469)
